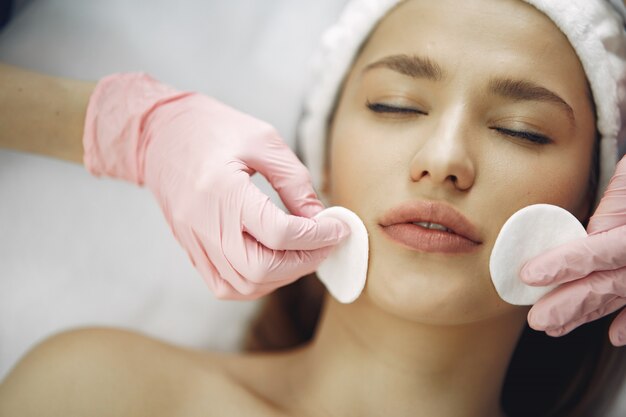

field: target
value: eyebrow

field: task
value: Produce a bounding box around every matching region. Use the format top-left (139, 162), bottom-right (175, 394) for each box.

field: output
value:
top-left (363, 54), bottom-right (444, 81)
top-left (363, 54), bottom-right (576, 127)
top-left (489, 78), bottom-right (575, 126)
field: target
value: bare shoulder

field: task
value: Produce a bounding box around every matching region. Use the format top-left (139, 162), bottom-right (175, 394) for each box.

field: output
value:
top-left (0, 327), bottom-right (286, 417)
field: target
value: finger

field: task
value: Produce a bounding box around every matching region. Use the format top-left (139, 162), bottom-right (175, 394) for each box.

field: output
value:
top-left (188, 226), bottom-right (274, 298)
top-left (240, 179), bottom-right (350, 251)
top-left (520, 226), bottom-right (626, 286)
top-left (243, 130), bottom-right (325, 218)
top-left (219, 202), bottom-right (310, 292)
top-left (609, 308), bottom-right (626, 346)
top-left (185, 239), bottom-right (242, 300)
top-left (541, 298), bottom-right (626, 337)
top-left (588, 155), bottom-right (626, 233)
top-left (223, 230), bottom-right (336, 285)
top-left (527, 267), bottom-right (626, 329)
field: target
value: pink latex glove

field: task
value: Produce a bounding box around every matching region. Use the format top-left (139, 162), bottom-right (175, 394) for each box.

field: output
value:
top-left (521, 156), bottom-right (626, 346)
top-left (83, 73), bottom-right (349, 300)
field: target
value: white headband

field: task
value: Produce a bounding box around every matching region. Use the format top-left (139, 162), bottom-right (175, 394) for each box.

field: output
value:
top-left (298, 0), bottom-right (626, 204)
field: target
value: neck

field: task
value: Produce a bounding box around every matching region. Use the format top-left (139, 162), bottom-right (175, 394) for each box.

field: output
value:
top-left (290, 294), bottom-right (527, 417)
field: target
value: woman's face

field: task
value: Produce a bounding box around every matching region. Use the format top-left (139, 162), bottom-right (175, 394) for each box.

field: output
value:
top-left (325, 0), bottom-right (596, 324)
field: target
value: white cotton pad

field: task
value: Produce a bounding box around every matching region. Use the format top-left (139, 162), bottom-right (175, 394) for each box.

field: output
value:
top-left (489, 204), bottom-right (587, 306)
top-left (314, 206), bottom-right (369, 303)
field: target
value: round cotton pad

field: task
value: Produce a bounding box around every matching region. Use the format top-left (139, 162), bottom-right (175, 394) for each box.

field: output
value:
top-left (489, 204), bottom-right (587, 306)
top-left (314, 206), bottom-right (369, 303)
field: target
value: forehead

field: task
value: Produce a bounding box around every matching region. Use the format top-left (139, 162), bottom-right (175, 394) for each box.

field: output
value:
top-left (355, 0), bottom-right (589, 98)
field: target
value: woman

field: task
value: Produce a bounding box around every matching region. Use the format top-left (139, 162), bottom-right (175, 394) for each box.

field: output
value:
top-left (1, 0), bottom-right (625, 415)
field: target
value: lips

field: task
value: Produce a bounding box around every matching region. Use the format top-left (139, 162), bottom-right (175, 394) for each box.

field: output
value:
top-left (378, 200), bottom-right (482, 253)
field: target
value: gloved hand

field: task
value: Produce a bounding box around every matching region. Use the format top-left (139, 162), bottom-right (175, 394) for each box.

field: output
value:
top-left (520, 156), bottom-right (626, 346)
top-left (83, 73), bottom-right (349, 300)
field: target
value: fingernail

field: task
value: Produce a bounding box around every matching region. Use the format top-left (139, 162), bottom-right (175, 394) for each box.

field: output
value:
top-left (611, 331), bottom-right (626, 347)
top-left (520, 263), bottom-right (546, 285)
top-left (527, 311), bottom-right (544, 330)
top-left (546, 328), bottom-right (564, 337)
top-left (301, 202), bottom-right (324, 218)
top-left (338, 221), bottom-right (352, 240)
top-left (527, 309), bottom-right (554, 330)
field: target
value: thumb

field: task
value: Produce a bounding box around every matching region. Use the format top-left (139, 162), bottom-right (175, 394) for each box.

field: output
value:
top-left (240, 177), bottom-right (350, 251)
top-left (588, 155), bottom-right (626, 233)
top-left (609, 307), bottom-right (626, 346)
top-left (520, 225), bottom-right (626, 286)
top-left (245, 129), bottom-right (325, 218)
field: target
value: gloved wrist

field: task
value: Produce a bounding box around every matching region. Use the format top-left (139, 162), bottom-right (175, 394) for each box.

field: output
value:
top-left (82, 72), bottom-right (192, 184)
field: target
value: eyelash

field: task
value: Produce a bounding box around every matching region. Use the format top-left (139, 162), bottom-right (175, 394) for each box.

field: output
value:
top-left (366, 101), bottom-right (427, 115)
top-left (491, 127), bottom-right (552, 145)
top-left (366, 101), bottom-right (552, 145)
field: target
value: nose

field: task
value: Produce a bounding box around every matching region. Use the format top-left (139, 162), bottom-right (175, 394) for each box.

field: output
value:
top-left (409, 108), bottom-right (476, 191)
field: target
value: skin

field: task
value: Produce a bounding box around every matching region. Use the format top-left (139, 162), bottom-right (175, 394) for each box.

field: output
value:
top-left (0, 0), bottom-right (597, 416)
top-left (0, 62), bottom-right (93, 163)
top-left (325, 0), bottom-right (596, 326)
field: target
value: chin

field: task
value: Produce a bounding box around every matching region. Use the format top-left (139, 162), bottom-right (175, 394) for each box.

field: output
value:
top-left (361, 261), bottom-right (520, 325)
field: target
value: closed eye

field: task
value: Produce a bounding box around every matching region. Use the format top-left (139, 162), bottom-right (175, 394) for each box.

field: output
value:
top-left (366, 101), bottom-right (427, 115)
top-left (492, 127), bottom-right (552, 145)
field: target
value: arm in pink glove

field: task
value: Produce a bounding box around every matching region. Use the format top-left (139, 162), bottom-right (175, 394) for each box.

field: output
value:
top-left (83, 73), bottom-right (349, 300)
top-left (520, 156), bottom-right (626, 346)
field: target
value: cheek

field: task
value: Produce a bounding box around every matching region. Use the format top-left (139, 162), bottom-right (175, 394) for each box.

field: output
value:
top-left (327, 124), bottom-right (398, 211)
top-left (482, 142), bottom-right (593, 222)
